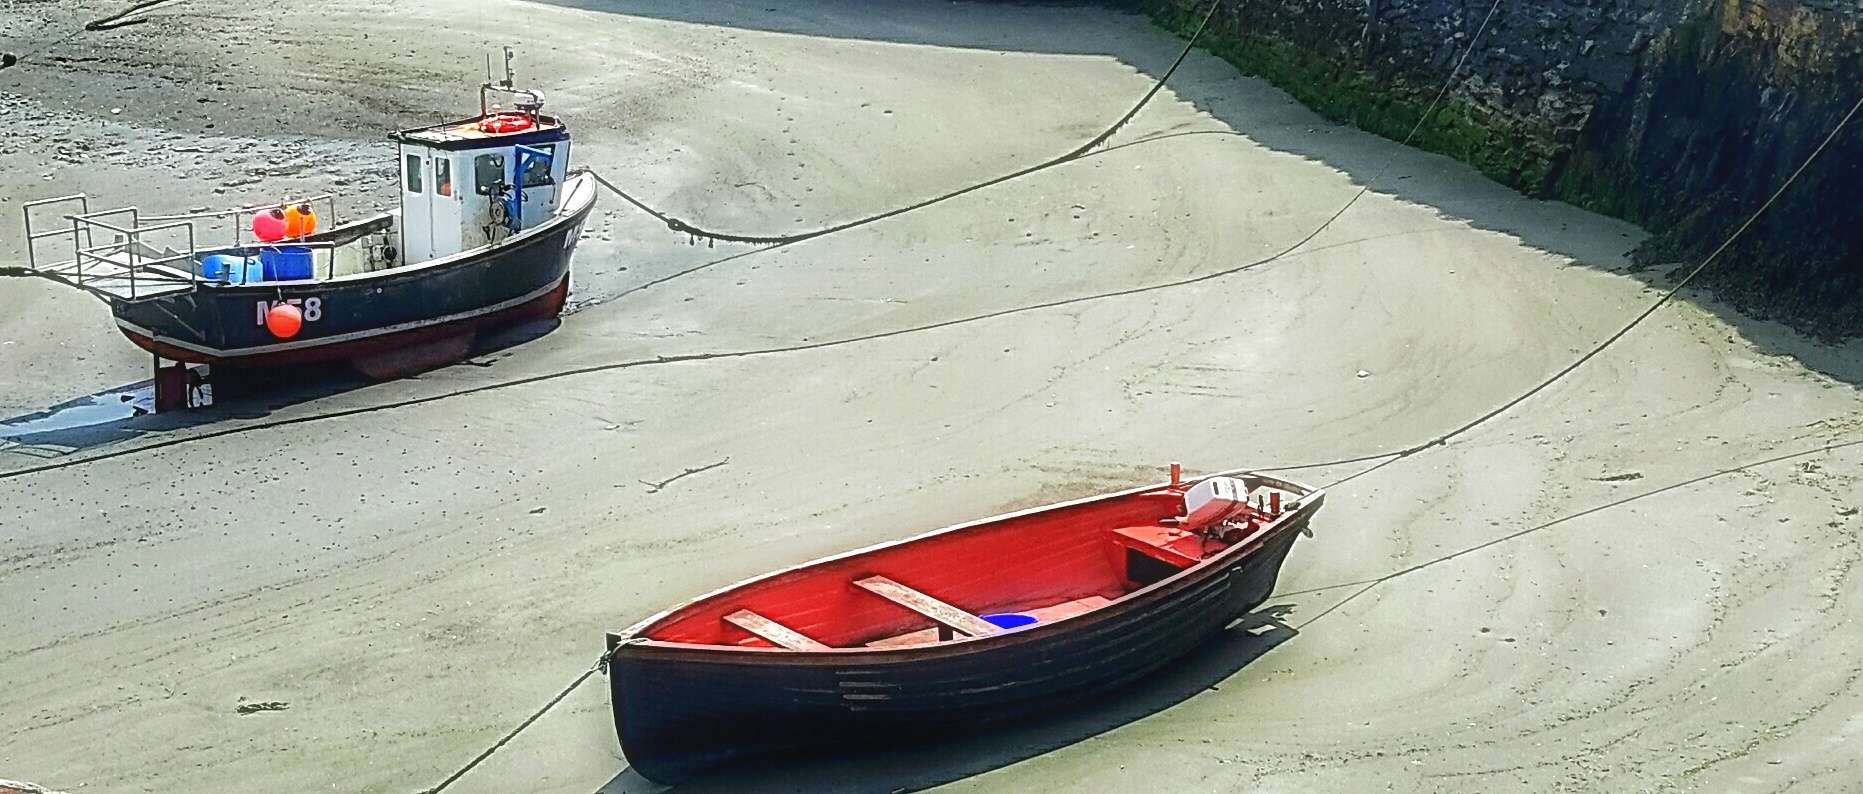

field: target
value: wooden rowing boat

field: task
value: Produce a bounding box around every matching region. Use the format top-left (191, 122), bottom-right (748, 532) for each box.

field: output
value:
top-left (604, 467), bottom-right (1324, 782)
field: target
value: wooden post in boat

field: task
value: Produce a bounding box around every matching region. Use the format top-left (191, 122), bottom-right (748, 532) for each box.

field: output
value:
top-left (1170, 462), bottom-right (1182, 487)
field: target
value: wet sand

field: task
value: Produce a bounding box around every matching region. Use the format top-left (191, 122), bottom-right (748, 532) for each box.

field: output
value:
top-left (3, 1), bottom-right (1862, 792)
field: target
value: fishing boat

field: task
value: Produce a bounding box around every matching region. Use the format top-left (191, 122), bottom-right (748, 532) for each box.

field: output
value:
top-left (13, 51), bottom-right (595, 403)
top-left (604, 466), bottom-right (1324, 782)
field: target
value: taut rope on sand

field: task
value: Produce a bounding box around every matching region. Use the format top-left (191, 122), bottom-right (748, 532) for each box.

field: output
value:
top-left (578, 0), bottom-right (1233, 247)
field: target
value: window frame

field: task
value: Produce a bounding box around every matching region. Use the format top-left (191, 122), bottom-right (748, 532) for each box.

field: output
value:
top-left (435, 156), bottom-right (453, 197)
top-left (475, 153), bottom-right (505, 196)
top-left (520, 145), bottom-right (555, 189)
top-left (404, 153), bottom-right (423, 194)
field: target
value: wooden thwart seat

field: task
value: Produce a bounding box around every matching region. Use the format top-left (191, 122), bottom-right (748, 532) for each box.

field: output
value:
top-left (854, 575), bottom-right (1000, 639)
top-left (864, 594), bottom-right (1110, 648)
top-left (723, 609), bottom-right (830, 651)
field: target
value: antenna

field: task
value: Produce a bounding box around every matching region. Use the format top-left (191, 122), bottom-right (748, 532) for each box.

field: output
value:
top-left (478, 47), bottom-right (541, 117)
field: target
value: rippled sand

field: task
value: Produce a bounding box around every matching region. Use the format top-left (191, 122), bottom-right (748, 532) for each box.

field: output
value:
top-left (2, 2), bottom-right (1860, 792)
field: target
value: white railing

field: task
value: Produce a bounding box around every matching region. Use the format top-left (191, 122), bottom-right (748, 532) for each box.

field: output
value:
top-left (20, 193), bottom-right (345, 301)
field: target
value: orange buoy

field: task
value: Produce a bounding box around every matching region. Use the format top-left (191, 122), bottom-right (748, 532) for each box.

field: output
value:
top-left (265, 302), bottom-right (303, 339)
top-left (478, 112), bottom-right (534, 134)
top-left (282, 203), bottom-right (318, 238)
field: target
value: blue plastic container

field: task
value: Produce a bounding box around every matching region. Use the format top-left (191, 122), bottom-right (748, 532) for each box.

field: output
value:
top-left (981, 613), bottom-right (1038, 630)
top-left (201, 254), bottom-right (265, 283)
top-left (259, 246), bottom-right (314, 281)
top-left (199, 254), bottom-right (246, 281)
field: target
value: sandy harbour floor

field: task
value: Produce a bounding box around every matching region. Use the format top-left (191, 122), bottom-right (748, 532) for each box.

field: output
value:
top-left (3, 1), bottom-right (1862, 792)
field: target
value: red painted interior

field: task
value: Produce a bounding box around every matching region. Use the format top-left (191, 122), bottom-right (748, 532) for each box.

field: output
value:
top-left (642, 486), bottom-right (1280, 650)
top-left (1111, 526), bottom-right (1209, 567)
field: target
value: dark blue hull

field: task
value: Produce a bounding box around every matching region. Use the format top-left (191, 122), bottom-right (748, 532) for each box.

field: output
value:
top-left (113, 178), bottom-right (594, 367)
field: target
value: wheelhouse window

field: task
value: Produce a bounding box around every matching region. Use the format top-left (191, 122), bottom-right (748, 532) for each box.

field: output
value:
top-left (404, 154), bottom-right (423, 193)
top-left (520, 145), bottom-right (555, 188)
top-left (435, 157), bottom-right (453, 197)
top-left (475, 153), bottom-right (505, 195)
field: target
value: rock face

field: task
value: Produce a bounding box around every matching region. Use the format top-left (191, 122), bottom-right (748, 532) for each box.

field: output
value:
top-left (1146, 0), bottom-right (1863, 337)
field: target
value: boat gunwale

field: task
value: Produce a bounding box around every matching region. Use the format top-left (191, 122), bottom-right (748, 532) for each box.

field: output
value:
top-left (116, 172), bottom-right (597, 296)
top-left (609, 471), bottom-right (1323, 661)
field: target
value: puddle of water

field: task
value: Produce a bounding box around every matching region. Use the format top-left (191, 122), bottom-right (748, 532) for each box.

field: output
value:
top-left (0, 385), bottom-right (155, 439)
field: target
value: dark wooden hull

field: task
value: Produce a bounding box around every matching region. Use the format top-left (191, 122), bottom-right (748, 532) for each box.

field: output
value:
top-left (109, 175), bottom-right (595, 368)
top-left (121, 274), bottom-right (569, 369)
top-left (607, 504), bottom-right (1312, 783)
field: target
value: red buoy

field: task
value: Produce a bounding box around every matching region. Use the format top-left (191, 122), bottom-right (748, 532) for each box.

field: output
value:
top-left (253, 207), bottom-right (287, 242)
top-left (265, 302), bottom-right (303, 339)
top-left (478, 112), bottom-right (535, 134)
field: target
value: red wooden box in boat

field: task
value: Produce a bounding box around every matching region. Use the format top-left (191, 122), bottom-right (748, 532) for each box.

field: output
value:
top-left (604, 469), bottom-right (1325, 783)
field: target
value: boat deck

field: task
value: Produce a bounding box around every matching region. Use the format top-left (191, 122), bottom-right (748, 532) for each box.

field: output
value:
top-left (24, 249), bottom-right (197, 300)
top-left (636, 478), bottom-right (1308, 652)
top-left (20, 193), bottom-right (372, 299)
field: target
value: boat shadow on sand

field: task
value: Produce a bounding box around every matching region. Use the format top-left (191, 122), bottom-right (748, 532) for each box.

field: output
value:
top-left (596, 605), bottom-right (1297, 794)
top-left (0, 317), bottom-right (560, 458)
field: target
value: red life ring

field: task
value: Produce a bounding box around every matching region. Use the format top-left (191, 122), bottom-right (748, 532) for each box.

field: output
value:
top-left (478, 113), bottom-right (535, 134)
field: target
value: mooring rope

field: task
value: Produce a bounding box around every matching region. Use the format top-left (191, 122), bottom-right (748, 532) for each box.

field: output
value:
top-left (6, 4), bottom-right (1852, 528)
top-left (1230, 88), bottom-right (1863, 492)
top-left (0, 0), bottom-right (1530, 487)
top-left (6, 5), bottom-right (1860, 790)
top-left (578, 0), bottom-right (1230, 247)
top-left (418, 655), bottom-right (609, 794)
top-left (1284, 434), bottom-right (1863, 630)
top-left (409, 13), bottom-right (1528, 779)
top-left (587, 0), bottom-right (1499, 261)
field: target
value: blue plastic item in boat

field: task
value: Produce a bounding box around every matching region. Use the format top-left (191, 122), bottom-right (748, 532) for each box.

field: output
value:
top-left (199, 254), bottom-right (247, 281)
top-left (201, 254), bottom-right (265, 284)
top-left (981, 613), bottom-right (1038, 630)
top-left (259, 245), bottom-right (315, 281)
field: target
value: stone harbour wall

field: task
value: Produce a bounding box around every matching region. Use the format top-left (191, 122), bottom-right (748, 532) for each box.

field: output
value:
top-left (1144, 0), bottom-right (1863, 337)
